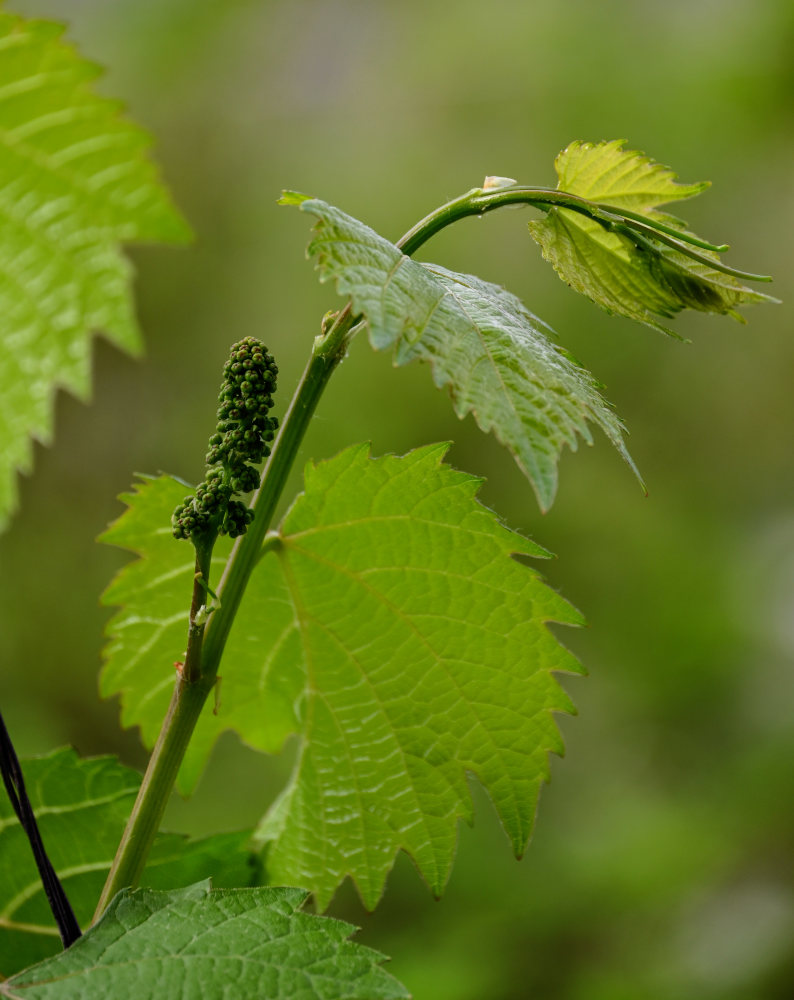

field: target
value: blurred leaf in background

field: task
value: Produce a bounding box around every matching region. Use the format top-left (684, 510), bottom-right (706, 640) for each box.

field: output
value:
top-left (0, 9), bottom-right (189, 531)
top-left (1, 1), bottom-right (791, 997)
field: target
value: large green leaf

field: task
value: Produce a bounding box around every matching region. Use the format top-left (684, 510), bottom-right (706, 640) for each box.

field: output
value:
top-left (528, 140), bottom-right (776, 335)
top-left (252, 444), bottom-right (583, 907)
top-left (0, 11), bottom-right (190, 530)
top-left (100, 447), bottom-right (584, 908)
top-left (0, 748), bottom-right (258, 977)
top-left (1, 882), bottom-right (407, 999)
top-left (287, 193), bottom-right (636, 511)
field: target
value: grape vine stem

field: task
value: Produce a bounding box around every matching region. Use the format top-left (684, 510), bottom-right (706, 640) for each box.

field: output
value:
top-left (94, 307), bottom-right (356, 919)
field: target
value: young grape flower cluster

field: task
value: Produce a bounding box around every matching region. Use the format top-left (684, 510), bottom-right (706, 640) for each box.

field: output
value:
top-left (172, 337), bottom-right (279, 542)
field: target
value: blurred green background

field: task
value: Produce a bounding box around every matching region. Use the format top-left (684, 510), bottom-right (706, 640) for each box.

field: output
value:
top-left (1, 0), bottom-right (792, 996)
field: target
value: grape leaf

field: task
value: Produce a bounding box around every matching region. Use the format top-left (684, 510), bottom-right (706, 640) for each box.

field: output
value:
top-left (98, 475), bottom-right (271, 794)
top-left (0, 11), bottom-right (190, 531)
top-left (0, 748), bottom-right (258, 978)
top-left (101, 447), bottom-right (584, 909)
top-left (251, 444), bottom-right (583, 907)
top-left (286, 194), bottom-right (637, 511)
top-left (1, 882), bottom-right (407, 1000)
top-left (528, 139), bottom-right (777, 335)
top-left (547, 138), bottom-right (711, 218)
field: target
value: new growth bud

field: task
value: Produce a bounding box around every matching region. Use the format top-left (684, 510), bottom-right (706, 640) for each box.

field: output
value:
top-left (172, 337), bottom-right (279, 542)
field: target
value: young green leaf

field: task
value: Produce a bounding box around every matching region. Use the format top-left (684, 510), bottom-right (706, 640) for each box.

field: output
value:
top-left (100, 474), bottom-right (301, 793)
top-left (99, 476), bottom-right (237, 792)
top-left (547, 138), bottom-right (710, 217)
top-left (528, 140), bottom-right (777, 335)
top-left (101, 447), bottom-right (583, 909)
top-left (0, 11), bottom-right (190, 531)
top-left (0, 749), bottom-right (258, 978)
top-left (287, 196), bottom-right (637, 511)
top-left (1, 882), bottom-right (407, 1000)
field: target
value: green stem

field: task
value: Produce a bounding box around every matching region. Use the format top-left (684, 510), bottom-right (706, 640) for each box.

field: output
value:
top-left (92, 674), bottom-right (213, 919)
top-left (606, 204), bottom-right (728, 252)
top-left (396, 185), bottom-right (773, 281)
top-left (200, 305), bottom-right (356, 675)
top-left (182, 537), bottom-right (216, 685)
top-left (94, 308), bottom-right (356, 921)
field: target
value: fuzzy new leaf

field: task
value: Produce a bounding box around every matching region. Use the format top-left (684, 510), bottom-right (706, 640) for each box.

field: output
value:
top-left (528, 140), bottom-right (775, 335)
top-left (0, 12), bottom-right (190, 530)
top-left (0, 749), bottom-right (258, 978)
top-left (288, 195), bottom-right (636, 510)
top-left (1, 883), bottom-right (407, 999)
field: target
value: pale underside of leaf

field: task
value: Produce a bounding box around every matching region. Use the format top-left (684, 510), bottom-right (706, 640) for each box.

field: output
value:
top-left (529, 140), bottom-right (776, 335)
top-left (0, 748), bottom-right (257, 978)
top-left (0, 12), bottom-right (190, 531)
top-left (529, 208), bottom-right (774, 336)
top-left (2, 882), bottom-right (408, 999)
top-left (415, 263), bottom-right (640, 503)
top-left (290, 196), bottom-right (637, 510)
top-left (529, 210), bottom-right (684, 335)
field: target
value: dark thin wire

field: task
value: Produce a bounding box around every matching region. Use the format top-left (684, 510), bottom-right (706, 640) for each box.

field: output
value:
top-left (0, 709), bottom-right (81, 948)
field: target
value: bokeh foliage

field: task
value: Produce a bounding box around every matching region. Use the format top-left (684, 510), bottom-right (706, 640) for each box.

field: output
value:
top-left (1, 1), bottom-right (791, 997)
